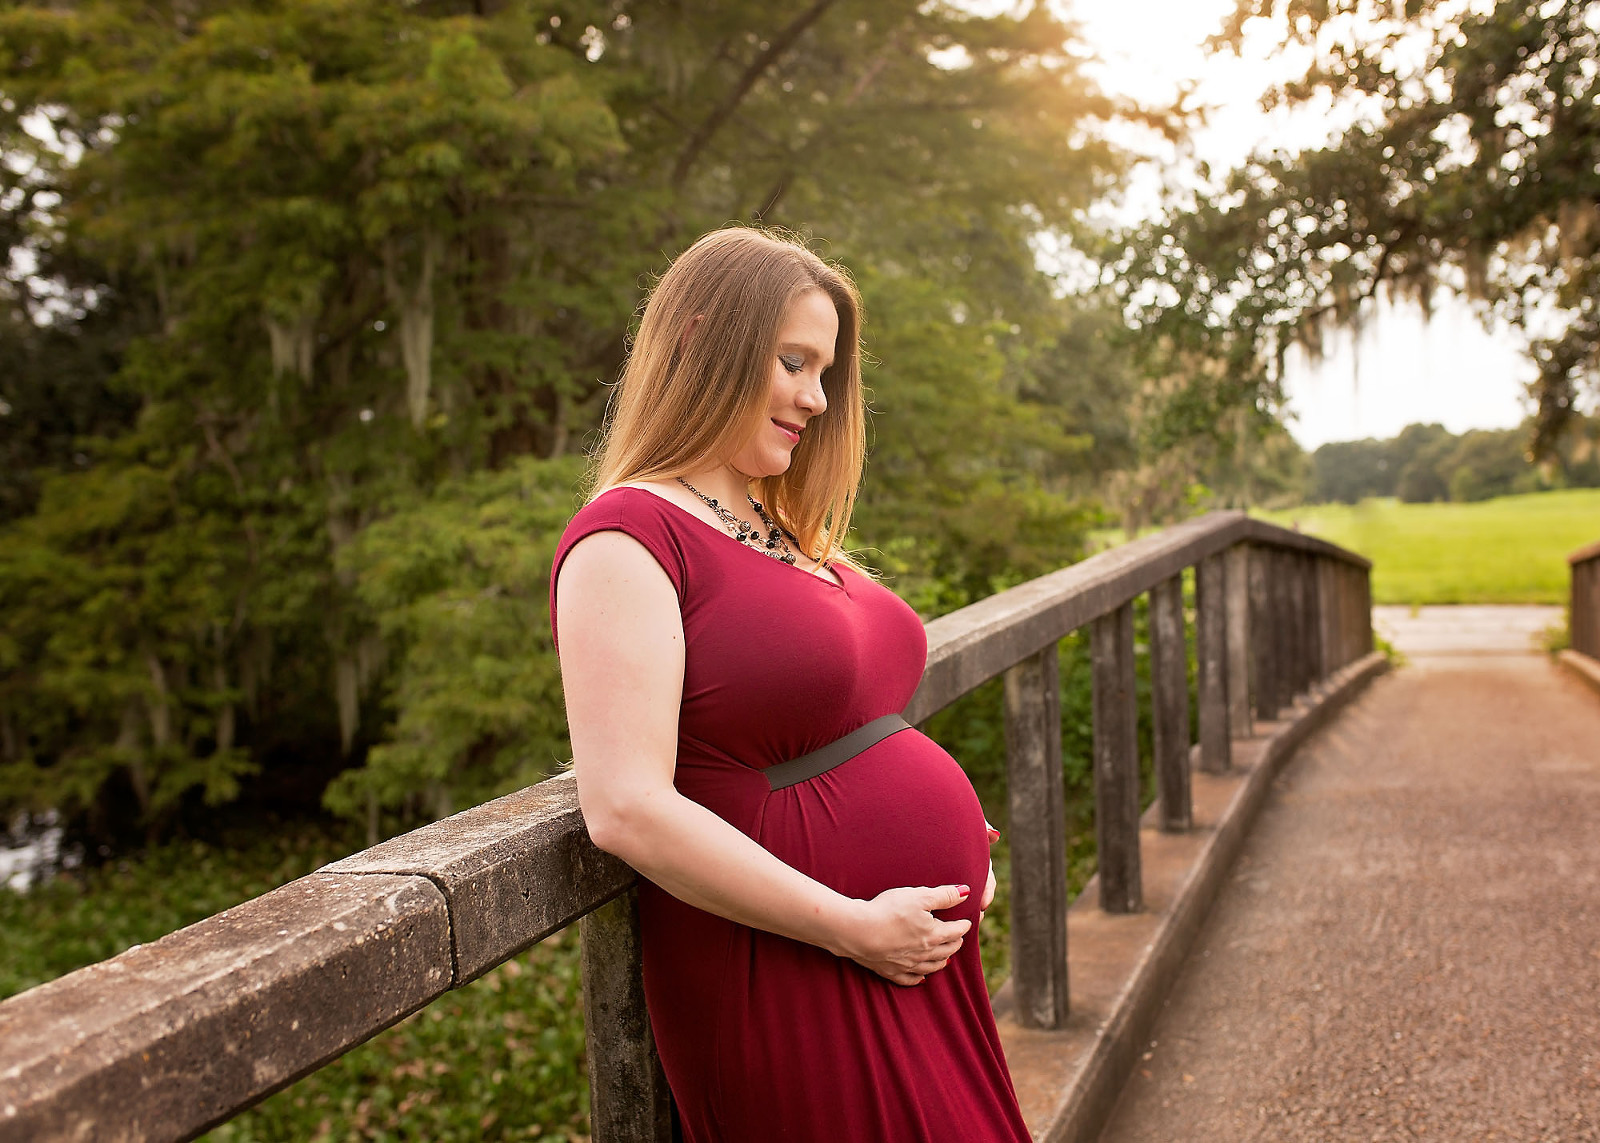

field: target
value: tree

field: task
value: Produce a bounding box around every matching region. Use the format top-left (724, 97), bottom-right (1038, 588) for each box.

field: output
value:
top-left (1120, 0), bottom-right (1600, 461)
top-left (1309, 438), bottom-right (1393, 503)
top-left (0, 0), bottom-right (1139, 835)
top-left (1444, 429), bottom-right (1537, 502)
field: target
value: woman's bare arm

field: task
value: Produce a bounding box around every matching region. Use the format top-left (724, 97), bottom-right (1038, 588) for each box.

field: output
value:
top-left (556, 529), bottom-right (970, 986)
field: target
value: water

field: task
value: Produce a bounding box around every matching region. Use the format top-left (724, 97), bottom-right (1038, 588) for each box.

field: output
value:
top-left (1, 811), bottom-right (76, 892)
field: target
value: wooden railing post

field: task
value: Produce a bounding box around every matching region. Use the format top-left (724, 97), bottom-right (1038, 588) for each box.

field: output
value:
top-left (1588, 557), bottom-right (1600, 656)
top-left (1092, 603), bottom-right (1141, 913)
top-left (1002, 642), bottom-right (1070, 1030)
top-left (1304, 554), bottom-right (1324, 688)
top-left (1249, 544), bottom-right (1279, 722)
top-left (1317, 557), bottom-right (1338, 677)
top-left (1195, 553), bottom-right (1231, 773)
top-left (1225, 544), bottom-right (1253, 739)
top-left (1148, 576), bottom-right (1191, 831)
top-left (1360, 565), bottom-right (1375, 656)
top-left (1272, 548), bottom-right (1296, 710)
top-left (1288, 552), bottom-right (1309, 699)
top-left (1574, 556), bottom-right (1597, 656)
top-left (1569, 559), bottom-right (1585, 656)
top-left (1292, 552), bottom-right (1311, 696)
top-left (581, 889), bottom-right (675, 1143)
top-left (1342, 562), bottom-right (1359, 668)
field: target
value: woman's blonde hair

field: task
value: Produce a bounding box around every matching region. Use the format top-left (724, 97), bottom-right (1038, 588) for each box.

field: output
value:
top-left (586, 226), bottom-right (874, 576)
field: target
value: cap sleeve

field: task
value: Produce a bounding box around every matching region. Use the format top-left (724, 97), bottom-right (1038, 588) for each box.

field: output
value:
top-left (548, 489), bottom-right (690, 654)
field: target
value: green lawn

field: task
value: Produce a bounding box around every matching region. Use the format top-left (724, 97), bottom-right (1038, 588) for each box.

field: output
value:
top-left (1255, 489), bottom-right (1600, 605)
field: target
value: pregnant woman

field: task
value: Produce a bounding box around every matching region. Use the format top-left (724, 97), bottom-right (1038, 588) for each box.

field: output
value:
top-left (549, 226), bottom-right (1029, 1141)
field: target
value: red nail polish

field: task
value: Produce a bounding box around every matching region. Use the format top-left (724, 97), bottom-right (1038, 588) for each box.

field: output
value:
top-left (958, 885), bottom-right (971, 897)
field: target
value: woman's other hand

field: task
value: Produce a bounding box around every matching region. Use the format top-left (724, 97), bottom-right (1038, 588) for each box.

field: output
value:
top-left (981, 821), bottom-right (999, 917)
top-left (839, 884), bottom-right (972, 986)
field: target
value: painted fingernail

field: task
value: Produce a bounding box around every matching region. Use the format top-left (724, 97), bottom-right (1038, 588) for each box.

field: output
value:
top-left (958, 885), bottom-right (971, 897)
top-left (987, 828), bottom-right (1001, 842)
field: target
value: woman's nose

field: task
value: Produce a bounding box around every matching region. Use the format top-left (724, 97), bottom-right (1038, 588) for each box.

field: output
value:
top-left (797, 372), bottom-right (826, 415)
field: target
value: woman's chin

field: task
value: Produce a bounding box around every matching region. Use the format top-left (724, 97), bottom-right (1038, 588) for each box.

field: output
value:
top-left (735, 453), bottom-right (793, 480)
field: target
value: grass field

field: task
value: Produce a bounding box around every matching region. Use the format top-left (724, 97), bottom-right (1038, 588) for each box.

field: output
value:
top-left (1255, 489), bottom-right (1600, 605)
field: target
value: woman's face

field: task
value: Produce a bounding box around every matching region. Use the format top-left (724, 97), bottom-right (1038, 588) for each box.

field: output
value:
top-left (726, 288), bottom-right (838, 480)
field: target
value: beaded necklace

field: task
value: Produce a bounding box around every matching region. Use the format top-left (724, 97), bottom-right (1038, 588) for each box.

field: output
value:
top-left (675, 476), bottom-right (800, 567)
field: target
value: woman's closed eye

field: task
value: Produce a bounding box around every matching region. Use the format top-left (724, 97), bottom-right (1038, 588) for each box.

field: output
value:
top-left (778, 352), bottom-right (805, 374)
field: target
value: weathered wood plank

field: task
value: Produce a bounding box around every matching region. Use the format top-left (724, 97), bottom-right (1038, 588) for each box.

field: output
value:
top-left (1570, 555), bottom-right (1598, 658)
top-left (0, 874), bottom-right (451, 1143)
top-left (1273, 548), bottom-right (1297, 707)
top-left (1092, 603), bottom-right (1142, 914)
top-left (325, 772), bottom-right (635, 982)
top-left (1570, 561), bottom-right (1587, 657)
top-left (1287, 551), bottom-right (1309, 698)
top-left (1148, 576), bottom-right (1191, 830)
top-left (1568, 538), bottom-right (1600, 566)
top-left (1003, 643), bottom-right (1070, 1029)
top-left (1316, 557), bottom-right (1337, 677)
top-left (581, 889), bottom-right (675, 1143)
top-left (1225, 544), bottom-right (1253, 739)
top-left (1304, 553), bottom-right (1323, 686)
top-left (1359, 565), bottom-right (1375, 656)
top-left (1249, 543), bottom-right (1279, 721)
top-left (1338, 561), bottom-right (1352, 671)
top-left (1196, 553), bottom-right (1231, 774)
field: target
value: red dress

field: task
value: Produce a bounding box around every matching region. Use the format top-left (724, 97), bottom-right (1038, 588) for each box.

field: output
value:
top-left (549, 486), bottom-right (1029, 1143)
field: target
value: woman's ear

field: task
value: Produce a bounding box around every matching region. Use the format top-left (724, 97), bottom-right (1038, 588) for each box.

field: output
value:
top-left (679, 313), bottom-right (705, 352)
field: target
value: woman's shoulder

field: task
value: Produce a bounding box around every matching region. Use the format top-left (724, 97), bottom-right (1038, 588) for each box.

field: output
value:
top-left (549, 484), bottom-right (697, 648)
top-left (553, 484), bottom-right (694, 595)
top-left (561, 482), bottom-right (681, 536)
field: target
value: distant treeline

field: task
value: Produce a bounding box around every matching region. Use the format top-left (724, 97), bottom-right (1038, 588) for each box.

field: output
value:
top-left (1308, 417), bottom-right (1600, 506)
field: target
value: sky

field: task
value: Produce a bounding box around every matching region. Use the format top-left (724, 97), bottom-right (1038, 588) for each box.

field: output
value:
top-left (1060, 0), bottom-right (1537, 449)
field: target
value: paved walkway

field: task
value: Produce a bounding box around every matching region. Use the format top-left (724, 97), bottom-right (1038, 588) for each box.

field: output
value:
top-left (1100, 613), bottom-right (1600, 1141)
top-left (1373, 604), bottom-right (1563, 658)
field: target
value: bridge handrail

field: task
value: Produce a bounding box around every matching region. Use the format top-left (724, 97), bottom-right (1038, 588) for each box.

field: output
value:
top-left (0, 511), bottom-right (1375, 1143)
top-left (1570, 539), bottom-right (1600, 661)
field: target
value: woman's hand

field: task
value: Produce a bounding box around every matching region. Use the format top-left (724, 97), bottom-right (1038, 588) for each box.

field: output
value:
top-left (837, 885), bottom-right (973, 987)
top-left (981, 821), bottom-right (999, 918)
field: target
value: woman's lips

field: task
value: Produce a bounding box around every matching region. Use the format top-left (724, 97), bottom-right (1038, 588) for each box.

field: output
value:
top-left (773, 419), bottom-right (801, 443)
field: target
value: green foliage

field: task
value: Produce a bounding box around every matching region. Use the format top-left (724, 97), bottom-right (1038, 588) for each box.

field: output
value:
top-left (1308, 417), bottom-right (1600, 506)
top-left (0, 0), bottom-right (1144, 834)
top-left (1258, 489), bottom-right (1600, 605)
top-left (324, 455), bottom-right (587, 822)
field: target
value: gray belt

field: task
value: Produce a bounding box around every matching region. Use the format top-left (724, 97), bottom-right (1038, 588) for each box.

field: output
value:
top-left (763, 714), bottom-right (912, 791)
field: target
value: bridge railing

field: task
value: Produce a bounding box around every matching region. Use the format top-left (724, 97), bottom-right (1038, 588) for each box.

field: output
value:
top-left (1571, 538), bottom-right (1600, 662)
top-left (0, 511), bottom-right (1375, 1143)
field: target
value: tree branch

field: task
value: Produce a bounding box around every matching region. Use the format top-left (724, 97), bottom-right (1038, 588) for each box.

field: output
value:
top-left (669, 0), bottom-right (837, 189)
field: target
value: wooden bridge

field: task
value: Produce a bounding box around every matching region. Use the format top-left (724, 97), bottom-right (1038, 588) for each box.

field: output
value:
top-left (2, 516), bottom-right (1596, 1142)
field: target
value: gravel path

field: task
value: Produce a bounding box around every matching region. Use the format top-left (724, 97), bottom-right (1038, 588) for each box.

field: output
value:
top-left (1099, 653), bottom-right (1600, 1142)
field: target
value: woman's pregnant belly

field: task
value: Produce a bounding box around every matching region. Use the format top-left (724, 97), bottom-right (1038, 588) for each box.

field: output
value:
top-left (754, 728), bottom-right (991, 907)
